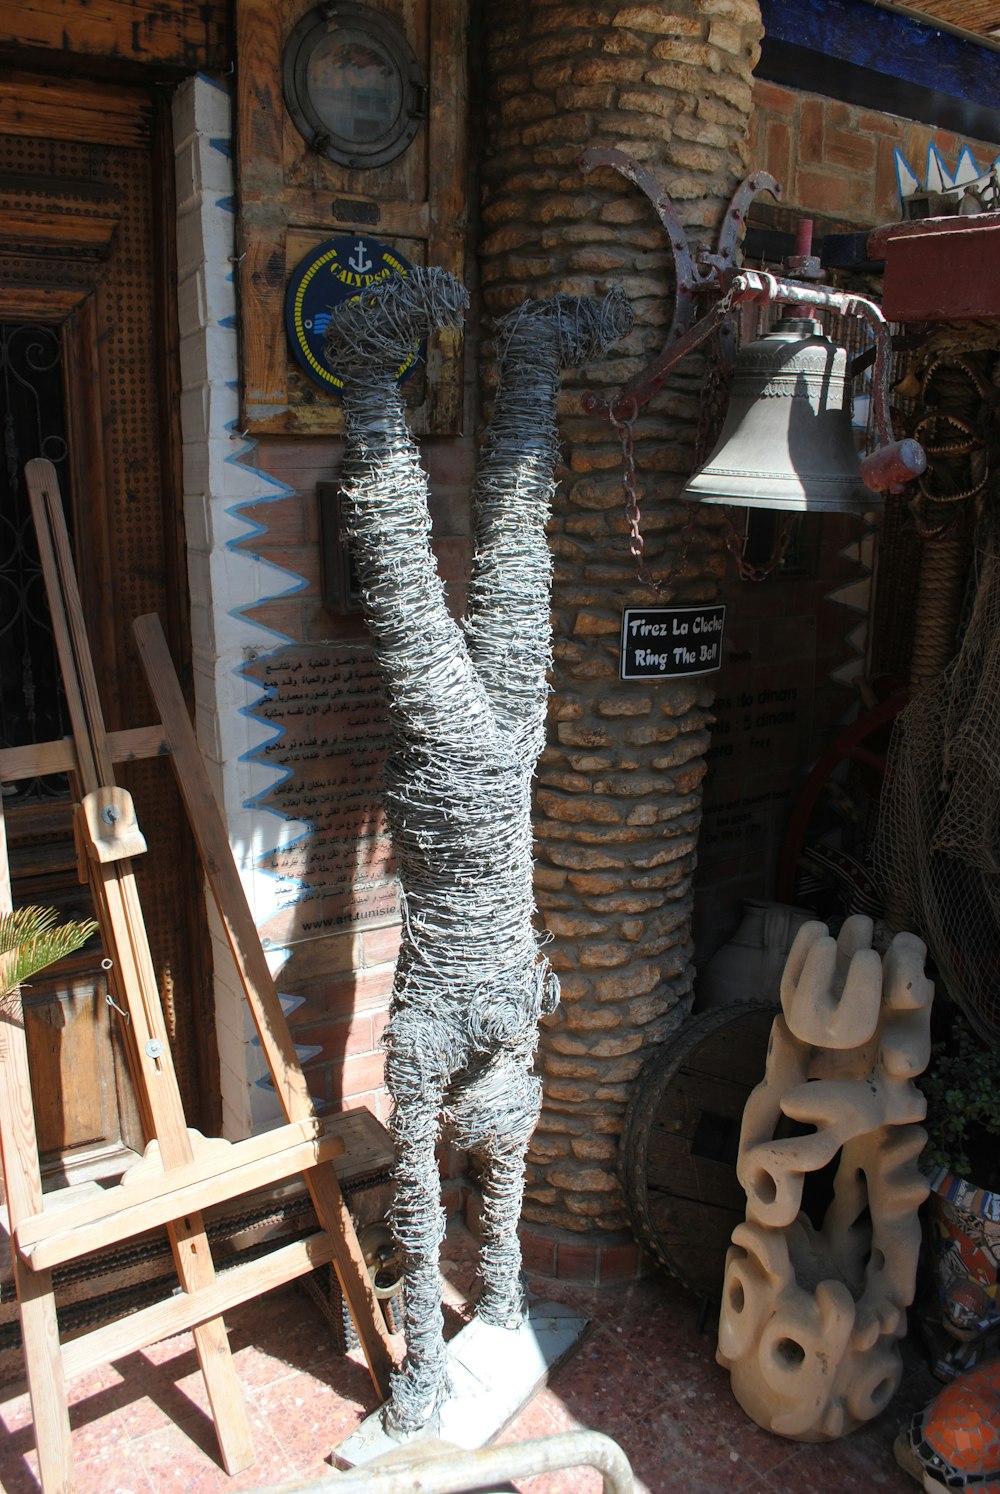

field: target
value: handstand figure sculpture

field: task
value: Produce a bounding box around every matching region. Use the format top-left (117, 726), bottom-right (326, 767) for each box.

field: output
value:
top-left (325, 270), bottom-right (632, 1435)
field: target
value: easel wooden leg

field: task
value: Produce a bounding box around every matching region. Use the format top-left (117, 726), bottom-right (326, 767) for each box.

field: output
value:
top-left (175, 1236), bottom-right (257, 1475)
top-left (11, 1263), bottom-right (74, 1494)
top-left (92, 861), bottom-right (256, 1474)
top-left (0, 813), bottom-right (75, 1493)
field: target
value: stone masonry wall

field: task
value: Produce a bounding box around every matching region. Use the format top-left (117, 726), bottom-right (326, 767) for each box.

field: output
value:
top-left (478, 0), bottom-right (763, 1246)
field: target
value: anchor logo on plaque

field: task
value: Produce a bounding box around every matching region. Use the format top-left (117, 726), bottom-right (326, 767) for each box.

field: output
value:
top-left (284, 235), bottom-right (420, 393)
top-left (348, 240), bottom-right (373, 275)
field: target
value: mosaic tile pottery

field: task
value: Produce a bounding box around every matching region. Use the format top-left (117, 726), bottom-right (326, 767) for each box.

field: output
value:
top-left (895, 1357), bottom-right (1000, 1492)
top-left (924, 1167), bottom-right (1000, 1379)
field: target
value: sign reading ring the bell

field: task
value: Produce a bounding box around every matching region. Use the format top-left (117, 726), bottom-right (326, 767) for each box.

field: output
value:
top-left (621, 604), bottom-right (726, 680)
top-left (285, 235), bottom-right (419, 394)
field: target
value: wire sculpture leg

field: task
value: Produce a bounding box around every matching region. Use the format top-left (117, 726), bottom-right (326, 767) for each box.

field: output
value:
top-left (465, 289), bottom-right (633, 744)
top-left (448, 1056), bottom-right (543, 1328)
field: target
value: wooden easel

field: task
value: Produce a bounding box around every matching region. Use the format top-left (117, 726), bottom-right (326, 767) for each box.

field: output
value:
top-left (0, 459), bottom-right (396, 1493)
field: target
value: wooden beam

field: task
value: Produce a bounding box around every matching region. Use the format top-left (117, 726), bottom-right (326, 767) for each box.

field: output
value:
top-left (0, 71), bottom-right (153, 147)
top-left (874, 215), bottom-right (1000, 321)
top-left (0, 1), bottom-right (229, 75)
top-left (0, 805), bottom-right (75, 1493)
top-left (0, 726), bottom-right (168, 784)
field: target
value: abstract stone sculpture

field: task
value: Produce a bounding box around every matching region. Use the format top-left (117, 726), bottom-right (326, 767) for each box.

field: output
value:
top-left (717, 914), bottom-right (933, 1441)
top-left (325, 269), bottom-right (632, 1436)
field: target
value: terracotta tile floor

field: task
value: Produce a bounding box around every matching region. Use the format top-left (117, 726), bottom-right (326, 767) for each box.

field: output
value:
top-left (0, 1222), bottom-right (939, 1493)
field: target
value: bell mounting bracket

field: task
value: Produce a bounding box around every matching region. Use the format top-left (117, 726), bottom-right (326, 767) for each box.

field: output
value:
top-left (577, 149), bottom-right (926, 494)
top-left (578, 149), bottom-right (780, 418)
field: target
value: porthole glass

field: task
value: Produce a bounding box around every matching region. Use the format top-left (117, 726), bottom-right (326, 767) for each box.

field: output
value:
top-left (283, 3), bottom-right (426, 169)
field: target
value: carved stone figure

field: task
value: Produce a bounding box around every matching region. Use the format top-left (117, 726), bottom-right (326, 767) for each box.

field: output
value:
top-left (325, 269), bottom-right (631, 1435)
top-left (717, 915), bottom-right (933, 1440)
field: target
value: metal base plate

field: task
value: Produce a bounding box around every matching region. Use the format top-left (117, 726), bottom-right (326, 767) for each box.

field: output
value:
top-left (331, 1298), bottom-right (588, 1471)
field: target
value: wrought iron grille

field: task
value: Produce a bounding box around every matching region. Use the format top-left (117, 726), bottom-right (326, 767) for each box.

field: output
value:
top-left (0, 322), bottom-right (72, 801)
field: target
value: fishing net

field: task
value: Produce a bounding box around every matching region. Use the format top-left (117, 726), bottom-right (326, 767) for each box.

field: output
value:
top-left (873, 337), bottom-right (1000, 1044)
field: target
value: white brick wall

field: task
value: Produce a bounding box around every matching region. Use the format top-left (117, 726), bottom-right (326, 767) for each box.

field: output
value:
top-left (172, 75), bottom-right (313, 1136)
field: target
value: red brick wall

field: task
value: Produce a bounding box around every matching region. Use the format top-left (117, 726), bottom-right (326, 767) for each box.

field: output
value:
top-left (749, 79), bottom-right (1000, 225)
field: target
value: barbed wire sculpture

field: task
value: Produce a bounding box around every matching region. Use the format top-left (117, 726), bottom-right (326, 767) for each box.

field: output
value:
top-left (325, 269), bottom-right (632, 1436)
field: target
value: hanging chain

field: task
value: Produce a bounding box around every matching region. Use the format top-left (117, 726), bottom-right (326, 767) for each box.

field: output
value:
top-left (608, 281), bottom-right (805, 589)
top-left (612, 397), bottom-right (794, 587)
top-left (725, 511), bottom-right (796, 581)
top-left (610, 395), bottom-right (698, 596)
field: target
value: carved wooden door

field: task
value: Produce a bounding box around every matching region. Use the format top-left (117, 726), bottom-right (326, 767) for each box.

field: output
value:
top-left (0, 73), bottom-right (216, 1188)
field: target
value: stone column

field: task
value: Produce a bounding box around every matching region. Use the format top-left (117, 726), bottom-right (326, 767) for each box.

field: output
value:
top-left (478, 0), bottom-right (763, 1259)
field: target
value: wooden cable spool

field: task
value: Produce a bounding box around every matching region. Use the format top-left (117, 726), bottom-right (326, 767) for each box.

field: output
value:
top-left (621, 1002), bottom-right (776, 1304)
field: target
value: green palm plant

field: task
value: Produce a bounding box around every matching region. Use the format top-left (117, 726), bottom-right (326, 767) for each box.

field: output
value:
top-left (0, 906), bottom-right (99, 1000)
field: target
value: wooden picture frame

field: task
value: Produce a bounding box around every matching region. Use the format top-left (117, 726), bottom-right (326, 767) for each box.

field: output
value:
top-left (235, 0), bottom-right (467, 437)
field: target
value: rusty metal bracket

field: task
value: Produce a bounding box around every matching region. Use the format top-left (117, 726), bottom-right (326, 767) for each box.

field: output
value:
top-left (577, 149), bottom-right (781, 417)
top-left (576, 151), bottom-right (926, 494)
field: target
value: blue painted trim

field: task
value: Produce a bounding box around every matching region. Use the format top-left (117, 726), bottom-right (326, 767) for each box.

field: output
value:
top-left (760, 0), bottom-right (1000, 107)
top-left (758, 37), bottom-right (1000, 145)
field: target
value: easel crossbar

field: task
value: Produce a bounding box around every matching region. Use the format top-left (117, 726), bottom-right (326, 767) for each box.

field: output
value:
top-left (16, 1118), bottom-right (347, 1271)
top-left (60, 1230), bottom-right (338, 1382)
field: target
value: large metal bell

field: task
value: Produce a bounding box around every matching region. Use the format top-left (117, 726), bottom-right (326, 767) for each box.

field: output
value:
top-left (683, 316), bottom-right (881, 514)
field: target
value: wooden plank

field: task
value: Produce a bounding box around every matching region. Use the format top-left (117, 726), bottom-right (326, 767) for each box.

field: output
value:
top-left (132, 612), bottom-right (397, 1398)
top-left (18, 1112), bottom-right (383, 1261)
top-left (0, 72), bottom-right (152, 148)
top-left (424, 0), bottom-right (467, 434)
top-left (0, 287), bottom-right (90, 322)
top-left (234, 0), bottom-right (283, 192)
top-left (61, 1230), bottom-right (339, 1382)
top-left (234, 0), bottom-right (286, 426)
top-left (0, 726), bottom-right (168, 784)
top-left (17, 1121), bottom-right (346, 1271)
top-left (0, 737), bottom-right (77, 782)
top-left (287, 194), bottom-right (431, 238)
top-left (0, 0), bottom-right (229, 73)
top-left (25, 462), bottom-right (106, 792)
top-left (652, 1068), bottom-right (757, 1130)
top-left (0, 208), bottom-right (119, 255)
top-left (645, 1131), bottom-right (748, 1211)
top-left (868, 208), bottom-right (1000, 256)
top-left (238, 218), bottom-right (292, 421)
top-left (0, 804), bottom-right (75, 1494)
top-left (647, 1191), bottom-right (743, 1301)
top-left (760, 0), bottom-right (1000, 106)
